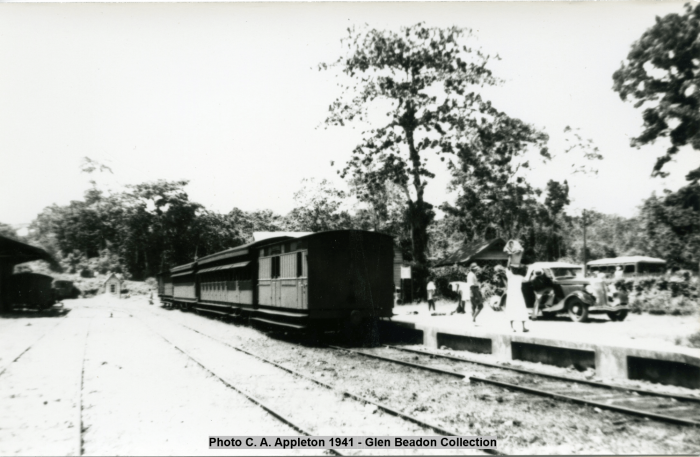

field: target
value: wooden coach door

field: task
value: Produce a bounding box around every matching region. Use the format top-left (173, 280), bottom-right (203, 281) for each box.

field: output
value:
top-left (259, 245), bottom-right (308, 310)
top-left (297, 251), bottom-right (308, 309)
top-left (279, 250), bottom-right (308, 309)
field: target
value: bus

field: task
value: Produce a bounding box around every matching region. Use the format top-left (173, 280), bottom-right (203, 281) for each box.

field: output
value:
top-left (587, 256), bottom-right (666, 277)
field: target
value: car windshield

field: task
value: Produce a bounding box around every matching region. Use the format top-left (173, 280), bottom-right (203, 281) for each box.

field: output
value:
top-left (549, 267), bottom-right (583, 278)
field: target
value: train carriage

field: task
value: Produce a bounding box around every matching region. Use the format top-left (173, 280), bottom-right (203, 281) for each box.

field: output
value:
top-left (167, 230), bottom-right (394, 335)
top-left (156, 270), bottom-right (173, 307)
top-left (194, 242), bottom-right (256, 316)
top-left (253, 230), bottom-right (394, 330)
top-left (171, 262), bottom-right (197, 310)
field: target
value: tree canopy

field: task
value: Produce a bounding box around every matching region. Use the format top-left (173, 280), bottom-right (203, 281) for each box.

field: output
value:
top-left (613, 3), bottom-right (700, 180)
top-left (322, 23), bottom-right (551, 295)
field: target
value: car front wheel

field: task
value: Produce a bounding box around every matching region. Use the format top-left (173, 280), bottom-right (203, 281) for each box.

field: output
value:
top-left (567, 298), bottom-right (589, 323)
top-left (607, 310), bottom-right (628, 322)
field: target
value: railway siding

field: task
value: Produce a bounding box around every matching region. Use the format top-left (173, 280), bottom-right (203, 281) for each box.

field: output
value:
top-left (0, 312), bottom-right (88, 456)
top-left (147, 302), bottom-right (699, 455)
top-left (135, 310), bottom-right (486, 456)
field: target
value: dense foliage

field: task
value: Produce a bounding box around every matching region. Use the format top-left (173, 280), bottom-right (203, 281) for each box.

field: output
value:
top-left (321, 24), bottom-right (553, 296)
top-left (613, 3), bottom-right (700, 179)
top-left (3, 20), bottom-right (698, 295)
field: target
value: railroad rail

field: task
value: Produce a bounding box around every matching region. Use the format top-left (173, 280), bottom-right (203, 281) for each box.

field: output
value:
top-left (0, 316), bottom-right (67, 378)
top-left (137, 318), bottom-right (346, 457)
top-left (77, 320), bottom-right (92, 456)
top-left (141, 306), bottom-right (502, 456)
top-left (388, 345), bottom-right (700, 403)
top-left (179, 323), bottom-right (501, 456)
top-left (329, 345), bottom-right (700, 427)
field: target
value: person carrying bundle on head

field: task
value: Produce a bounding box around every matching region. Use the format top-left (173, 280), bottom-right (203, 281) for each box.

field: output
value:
top-left (502, 240), bottom-right (530, 332)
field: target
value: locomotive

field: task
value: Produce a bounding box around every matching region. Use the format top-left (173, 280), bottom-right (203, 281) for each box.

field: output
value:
top-left (157, 230), bottom-right (394, 335)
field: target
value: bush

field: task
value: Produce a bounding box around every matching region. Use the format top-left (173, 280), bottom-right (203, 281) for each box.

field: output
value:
top-left (687, 331), bottom-right (700, 348)
top-left (430, 262), bottom-right (506, 302)
top-left (629, 289), bottom-right (698, 316)
top-left (87, 249), bottom-right (123, 275)
top-left (431, 265), bottom-right (467, 300)
top-left (145, 277), bottom-right (157, 289)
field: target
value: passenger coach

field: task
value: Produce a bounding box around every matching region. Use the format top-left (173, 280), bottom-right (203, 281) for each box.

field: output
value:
top-left (158, 230), bottom-right (394, 332)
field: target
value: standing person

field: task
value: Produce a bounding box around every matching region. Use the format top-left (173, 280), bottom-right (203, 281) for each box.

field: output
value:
top-left (614, 266), bottom-right (624, 279)
top-left (504, 263), bottom-right (530, 332)
top-left (426, 279), bottom-right (437, 312)
top-left (467, 264), bottom-right (484, 323)
top-left (450, 282), bottom-right (467, 314)
top-left (530, 268), bottom-right (554, 321)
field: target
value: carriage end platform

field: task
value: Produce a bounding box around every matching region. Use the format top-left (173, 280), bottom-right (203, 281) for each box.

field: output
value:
top-left (383, 303), bottom-right (700, 390)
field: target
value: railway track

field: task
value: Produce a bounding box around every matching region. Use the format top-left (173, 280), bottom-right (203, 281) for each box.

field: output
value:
top-left (329, 345), bottom-right (700, 428)
top-left (77, 320), bottom-right (92, 456)
top-left (145, 326), bottom-right (345, 456)
top-left (0, 314), bottom-right (68, 378)
top-left (140, 307), bottom-right (501, 456)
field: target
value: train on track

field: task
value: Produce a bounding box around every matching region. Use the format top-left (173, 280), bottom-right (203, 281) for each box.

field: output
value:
top-left (157, 230), bottom-right (394, 337)
top-left (6, 272), bottom-right (57, 311)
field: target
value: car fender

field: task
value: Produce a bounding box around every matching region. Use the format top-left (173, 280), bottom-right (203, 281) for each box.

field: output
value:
top-left (565, 290), bottom-right (595, 307)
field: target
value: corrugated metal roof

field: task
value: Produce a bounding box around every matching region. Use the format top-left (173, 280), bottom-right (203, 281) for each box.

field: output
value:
top-left (197, 261), bottom-right (250, 274)
top-left (171, 270), bottom-right (195, 278)
top-left (434, 238), bottom-right (507, 267)
top-left (170, 262), bottom-right (195, 273)
top-left (588, 256), bottom-right (666, 266)
top-left (253, 232), bottom-right (313, 241)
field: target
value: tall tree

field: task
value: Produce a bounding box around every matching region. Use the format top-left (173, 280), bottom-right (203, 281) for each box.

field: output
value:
top-left (285, 178), bottom-right (354, 232)
top-left (0, 222), bottom-right (20, 240)
top-left (635, 183), bottom-right (700, 270)
top-left (613, 3), bottom-right (700, 179)
top-left (442, 113), bottom-right (549, 243)
top-left (321, 24), bottom-right (505, 296)
top-left (226, 208), bottom-right (288, 242)
top-left (348, 175), bottom-right (407, 237)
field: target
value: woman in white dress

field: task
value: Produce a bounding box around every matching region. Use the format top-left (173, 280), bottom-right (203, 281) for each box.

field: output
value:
top-left (504, 264), bottom-right (530, 332)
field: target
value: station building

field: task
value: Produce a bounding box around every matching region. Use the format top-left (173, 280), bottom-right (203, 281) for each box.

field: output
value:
top-left (0, 234), bottom-right (53, 312)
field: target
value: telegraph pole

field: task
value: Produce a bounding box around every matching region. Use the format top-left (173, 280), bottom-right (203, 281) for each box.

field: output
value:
top-left (582, 210), bottom-right (588, 276)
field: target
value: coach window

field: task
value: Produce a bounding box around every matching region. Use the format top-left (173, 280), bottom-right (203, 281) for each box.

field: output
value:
top-left (271, 256), bottom-right (281, 278)
top-left (296, 252), bottom-right (302, 277)
top-left (624, 264), bottom-right (635, 274)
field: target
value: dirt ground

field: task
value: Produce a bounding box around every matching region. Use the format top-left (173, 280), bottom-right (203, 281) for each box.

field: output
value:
top-left (1, 294), bottom-right (699, 456)
top-left (0, 297), bottom-right (328, 456)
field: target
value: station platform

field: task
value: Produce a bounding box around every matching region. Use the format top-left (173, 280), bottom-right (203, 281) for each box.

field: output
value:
top-left (383, 301), bottom-right (700, 390)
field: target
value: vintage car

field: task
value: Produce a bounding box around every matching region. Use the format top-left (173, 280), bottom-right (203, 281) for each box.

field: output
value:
top-left (500, 262), bottom-right (629, 322)
top-left (53, 280), bottom-right (81, 300)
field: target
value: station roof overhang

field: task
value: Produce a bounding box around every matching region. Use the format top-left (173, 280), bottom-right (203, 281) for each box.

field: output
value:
top-left (0, 234), bottom-right (54, 267)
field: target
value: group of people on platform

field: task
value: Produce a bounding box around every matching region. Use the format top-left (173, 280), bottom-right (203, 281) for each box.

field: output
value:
top-left (423, 240), bottom-right (538, 333)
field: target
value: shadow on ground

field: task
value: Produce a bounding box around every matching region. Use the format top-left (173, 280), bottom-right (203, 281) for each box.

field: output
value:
top-left (0, 306), bottom-right (71, 319)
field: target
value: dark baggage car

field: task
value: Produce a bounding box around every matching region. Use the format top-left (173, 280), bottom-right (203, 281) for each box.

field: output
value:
top-left (7, 272), bottom-right (56, 310)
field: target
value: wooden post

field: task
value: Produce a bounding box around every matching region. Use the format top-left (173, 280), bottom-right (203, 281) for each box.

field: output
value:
top-left (582, 210), bottom-right (588, 276)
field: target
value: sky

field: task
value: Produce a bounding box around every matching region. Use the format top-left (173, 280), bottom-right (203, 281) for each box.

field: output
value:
top-left (0, 1), bottom-right (696, 230)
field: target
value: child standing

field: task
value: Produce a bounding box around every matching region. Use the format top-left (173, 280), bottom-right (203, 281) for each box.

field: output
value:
top-left (427, 279), bottom-right (437, 312)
